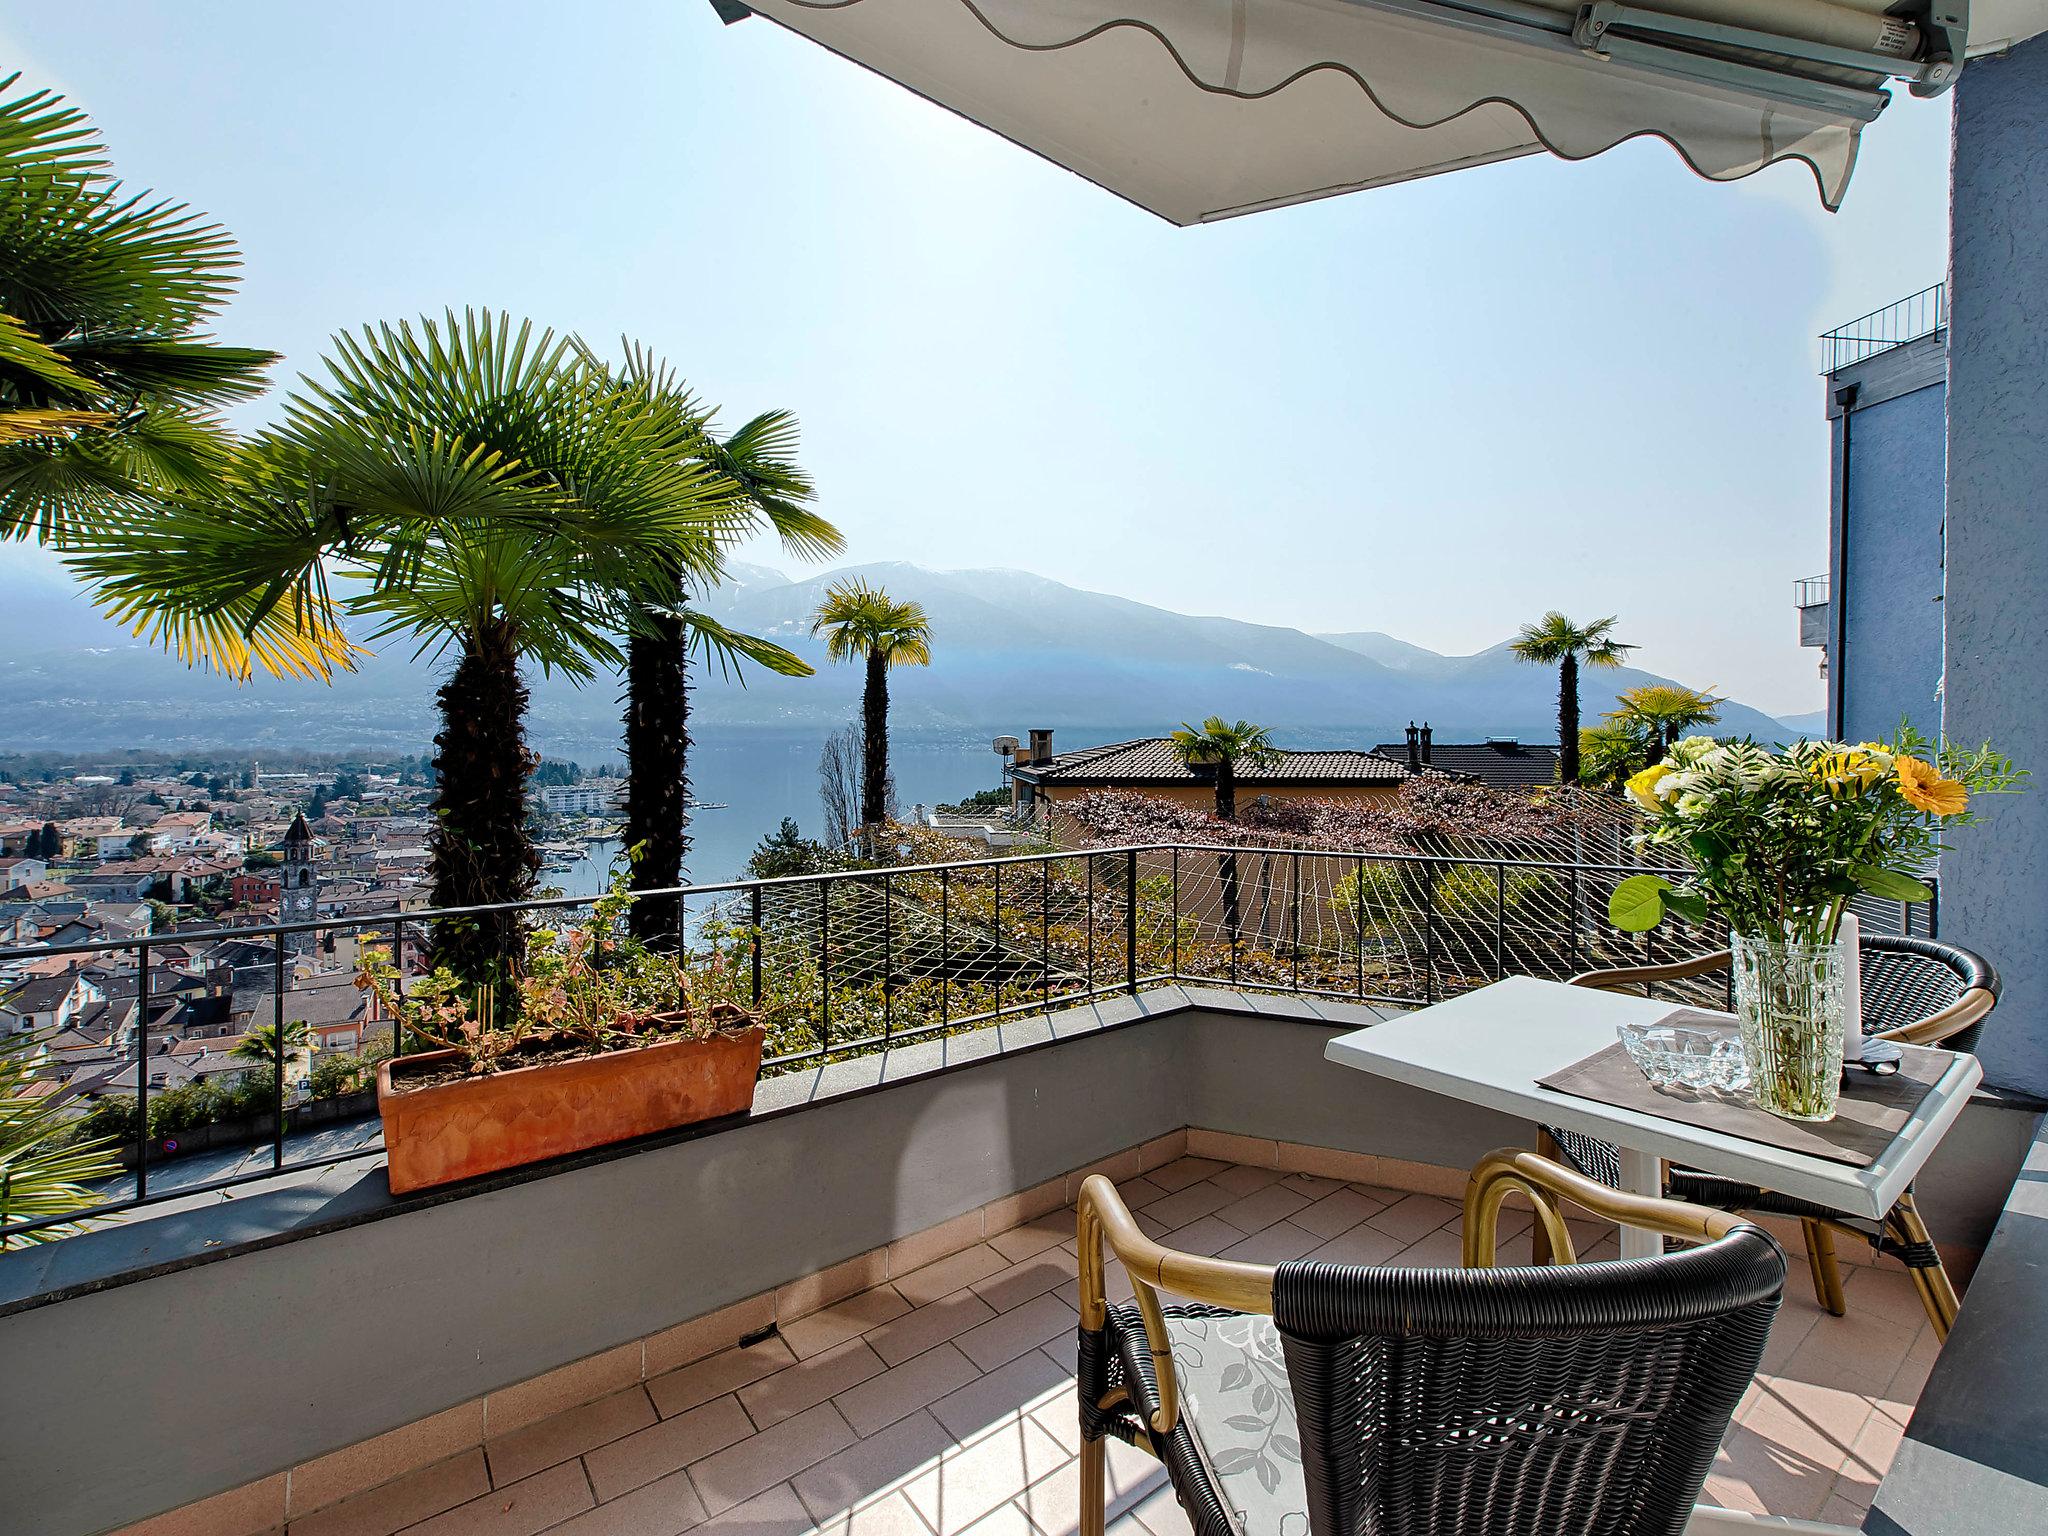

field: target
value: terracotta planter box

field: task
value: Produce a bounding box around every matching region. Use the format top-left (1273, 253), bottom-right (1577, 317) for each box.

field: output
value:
top-left (376, 1026), bottom-right (765, 1194)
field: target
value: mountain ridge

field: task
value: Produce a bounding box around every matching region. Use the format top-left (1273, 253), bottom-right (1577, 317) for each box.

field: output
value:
top-left (0, 560), bottom-right (1805, 753)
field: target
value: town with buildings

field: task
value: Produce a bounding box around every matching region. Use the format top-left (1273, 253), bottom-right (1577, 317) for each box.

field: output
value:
top-left (0, 758), bottom-right (622, 1158)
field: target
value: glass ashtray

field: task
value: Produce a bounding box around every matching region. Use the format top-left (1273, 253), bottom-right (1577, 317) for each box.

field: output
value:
top-left (1618, 1021), bottom-right (1751, 1095)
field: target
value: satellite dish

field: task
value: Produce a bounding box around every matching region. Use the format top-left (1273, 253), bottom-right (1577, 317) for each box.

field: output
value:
top-left (992, 736), bottom-right (1020, 756)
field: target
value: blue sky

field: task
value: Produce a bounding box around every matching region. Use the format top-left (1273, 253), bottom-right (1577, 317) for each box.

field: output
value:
top-left (4, 1), bottom-right (1952, 715)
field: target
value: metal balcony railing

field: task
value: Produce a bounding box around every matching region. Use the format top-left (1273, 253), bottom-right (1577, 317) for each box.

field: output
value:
top-left (0, 842), bottom-right (1938, 1245)
top-left (1820, 282), bottom-right (1946, 374)
top-left (1795, 574), bottom-right (1830, 609)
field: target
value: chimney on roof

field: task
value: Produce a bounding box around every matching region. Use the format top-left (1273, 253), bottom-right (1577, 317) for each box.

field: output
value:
top-left (1028, 729), bottom-right (1054, 766)
top-left (1404, 722), bottom-right (1420, 772)
top-left (1420, 723), bottom-right (1434, 765)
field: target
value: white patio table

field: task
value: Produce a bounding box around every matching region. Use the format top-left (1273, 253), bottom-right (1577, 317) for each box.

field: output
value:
top-left (1323, 974), bottom-right (1983, 1260)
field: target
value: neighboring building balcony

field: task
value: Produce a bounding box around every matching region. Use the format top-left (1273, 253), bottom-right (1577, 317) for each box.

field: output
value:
top-left (0, 844), bottom-right (2036, 1536)
top-left (1797, 573), bottom-right (1831, 649)
top-left (1819, 283), bottom-right (1947, 376)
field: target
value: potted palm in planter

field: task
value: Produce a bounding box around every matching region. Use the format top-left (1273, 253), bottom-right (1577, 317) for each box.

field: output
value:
top-left (359, 881), bottom-right (764, 1193)
top-left (1608, 731), bottom-right (2020, 1121)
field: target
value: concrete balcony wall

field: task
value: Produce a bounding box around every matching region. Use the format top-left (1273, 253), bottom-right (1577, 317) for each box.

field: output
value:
top-left (0, 988), bottom-right (2036, 1536)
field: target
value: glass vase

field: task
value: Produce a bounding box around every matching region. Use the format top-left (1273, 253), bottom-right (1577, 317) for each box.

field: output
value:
top-left (1730, 933), bottom-right (1846, 1122)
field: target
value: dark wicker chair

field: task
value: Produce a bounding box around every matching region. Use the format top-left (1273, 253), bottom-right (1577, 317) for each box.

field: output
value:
top-left (1538, 933), bottom-right (1998, 1340)
top-left (1074, 1152), bottom-right (1785, 1536)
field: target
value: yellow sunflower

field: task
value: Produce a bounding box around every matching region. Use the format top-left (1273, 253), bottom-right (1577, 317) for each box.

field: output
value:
top-left (1897, 756), bottom-right (1968, 816)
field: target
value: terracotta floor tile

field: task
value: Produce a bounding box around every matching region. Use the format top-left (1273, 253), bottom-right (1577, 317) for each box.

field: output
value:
top-left (895, 1247), bottom-right (1012, 1309)
top-left (1146, 1158), bottom-right (1227, 1193)
top-left (687, 1403), bottom-right (857, 1516)
top-left (835, 1345), bottom-right (983, 1438)
top-left (740, 1339), bottom-right (889, 1429)
top-left (782, 1288), bottom-right (914, 1361)
top-left (649, 1339), bottom-right (798, 1420)
top-left (812, 1490), bottom-right (943, 1536)
top-left (1017, 1436), bottom-right (1165, 1535)
top-left (1302, 1222), bottom-right (1407, 1268)
top-left (792, 1409), bottom-right (953, 1522)
top-left (1129, 1484), bottom-right (1195, 1536)
top-left (1112, 1176), bottom-right (1171, 1210)
top-left (1277, 1173), bottom-right (1344, 1201)
top-left (687, 1483), bottom-right (816, 1536)
top-left (1206, 1164), bottom-right (1286, 1198)
top-left (541, 1469), bottom-right (705, 1536)
top-left (928, 1352), bottom-right (1070, 1444)
top-left (290, 1450), bottom-right (490, 1536)
top-left (1212, 1183), bottom-right (1310, 1235)
top-left (585, 1396), bottom-right (756, 1504)
top-left (902, 1419), bottom-right (1070, 1535)
top-left (972, 1249), bottom-right (1078, 1314)
top-left (955, 1293), bottom-right (1079, 1374)
top-left (988, 1217), bottom-right (1071, 1264)
top-left (1215, 1220), bottom-right (1323, 1265)
top-left (1149, 1215), bottom-right (1242, 1258)
top-left (1363, 1194), bottom-right (1461, 1245)
top-left (868, 1291), bottom-right (1002, 1367)
top-left (486, 1387), bottom-right (655, 1487)
top-left (1140, 1182), bottom-right (1230, 1232)
top-left (404, 1461), bottom-right (594, 1536)
top-left (1289, 1188), bottom-right (1381, 1240)
top-left (955, 1500), bottom-right (1036, 1536)
top-left (1386, 1228), bottom-right (1464, 1270)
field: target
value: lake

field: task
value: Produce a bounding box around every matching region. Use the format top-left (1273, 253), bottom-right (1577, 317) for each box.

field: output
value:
top-left (540, 727), bottom-right (1068, 892)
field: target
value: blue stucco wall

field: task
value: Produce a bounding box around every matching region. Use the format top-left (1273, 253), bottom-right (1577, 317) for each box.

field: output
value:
top-left (1837, 381), bottom-right (1947, 745)
top-left (1943, 34), bottom-right (2048, 1097)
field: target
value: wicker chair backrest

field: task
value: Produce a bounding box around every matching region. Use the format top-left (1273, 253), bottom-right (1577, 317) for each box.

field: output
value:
top-left (1859, 936), bottom-right (1998, 1053)
top-left (1274, 1229), bottom-right (1785, 1536)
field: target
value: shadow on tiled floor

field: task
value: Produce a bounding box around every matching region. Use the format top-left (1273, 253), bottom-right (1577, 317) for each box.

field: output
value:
top-left (285, 1158), bottom-right (1935, 1536)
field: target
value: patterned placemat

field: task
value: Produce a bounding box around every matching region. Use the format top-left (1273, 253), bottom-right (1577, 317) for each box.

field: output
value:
top-left (1537, 1027), bottom-right (1950, 1168)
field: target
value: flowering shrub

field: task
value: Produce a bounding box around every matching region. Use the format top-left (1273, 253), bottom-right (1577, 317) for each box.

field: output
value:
top-left (1058, 779), bottom-right (1595, 858)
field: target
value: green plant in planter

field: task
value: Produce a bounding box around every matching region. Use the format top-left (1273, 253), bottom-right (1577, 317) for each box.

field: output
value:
top-left (355, 876), bottom-right (755, 1077)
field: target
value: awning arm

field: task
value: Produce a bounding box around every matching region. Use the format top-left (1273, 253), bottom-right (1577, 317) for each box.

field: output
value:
top-left (1575, 1), bottom-right (1969, 96)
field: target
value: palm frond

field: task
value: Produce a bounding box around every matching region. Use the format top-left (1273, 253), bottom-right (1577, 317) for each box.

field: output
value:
top-left (0, 72), bottom-right (106, 180)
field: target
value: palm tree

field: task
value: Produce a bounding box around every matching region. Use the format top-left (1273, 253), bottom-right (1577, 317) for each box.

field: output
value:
top-left (1, 1028), bottom-right (120, 1247)
top-left (1577, 722), bottom-right (1648, 791)
top-left (0, 74), bottom-right (336, 680)
top-left (1508, 613), bottom-right (1635, 786)
top-left (1608, 683), bottom-right (1722, 754)
top-left (1168, 717), bottom-right (1281, 950)
top-left (231, 1018), bottom-right (311, 1068)
top-left (811, 580), bottom-right (933, 850)
top-left (82, 311), bottom-right (747, 994)
top-left (1168, 717), bottom-right (1282, 822)
top-left (610, 351), bottom-right (839, 942)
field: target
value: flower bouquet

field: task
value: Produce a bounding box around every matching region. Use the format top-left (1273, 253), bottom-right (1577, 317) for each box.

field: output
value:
top-left (1608, 730), bottom-right (2020, 1120)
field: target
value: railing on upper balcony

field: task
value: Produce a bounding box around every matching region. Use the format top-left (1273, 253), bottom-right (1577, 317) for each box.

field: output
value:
top-left (1820, 282), bottom-right (1946, 374)
top-left (0, 841), bottom-right (1940, 1245)
top-left (1794, 574), bottom-right (1830, 610)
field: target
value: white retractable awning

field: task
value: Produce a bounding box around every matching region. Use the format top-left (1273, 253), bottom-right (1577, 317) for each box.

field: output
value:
top-left (727, 0), bottom-right (2023, 219)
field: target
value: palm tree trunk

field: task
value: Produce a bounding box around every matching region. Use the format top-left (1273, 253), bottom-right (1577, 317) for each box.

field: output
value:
top-left (428, 616), bottom-right (539, 1007)
top-left (1557, 653), bottom-right (1581, 785)
top-left (622, 610), bottom-right (689, 946)
top-left (861, 649), bottom-right (890, 839)
top-left (1215, 762), bottom-right (1237, 822)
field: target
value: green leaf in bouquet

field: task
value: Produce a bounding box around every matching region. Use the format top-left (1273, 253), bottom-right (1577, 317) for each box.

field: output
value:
top-left (1851, 864), bottom-right (1935, 903)
top-left (1608, 874), bottom-right (1673, 932)
top-left (1661, 889), bottom-right (1713, 925)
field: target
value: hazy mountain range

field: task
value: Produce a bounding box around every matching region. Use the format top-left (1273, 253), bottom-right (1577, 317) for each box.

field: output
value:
top-left (0, 559), bottom-right (1804, 755)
